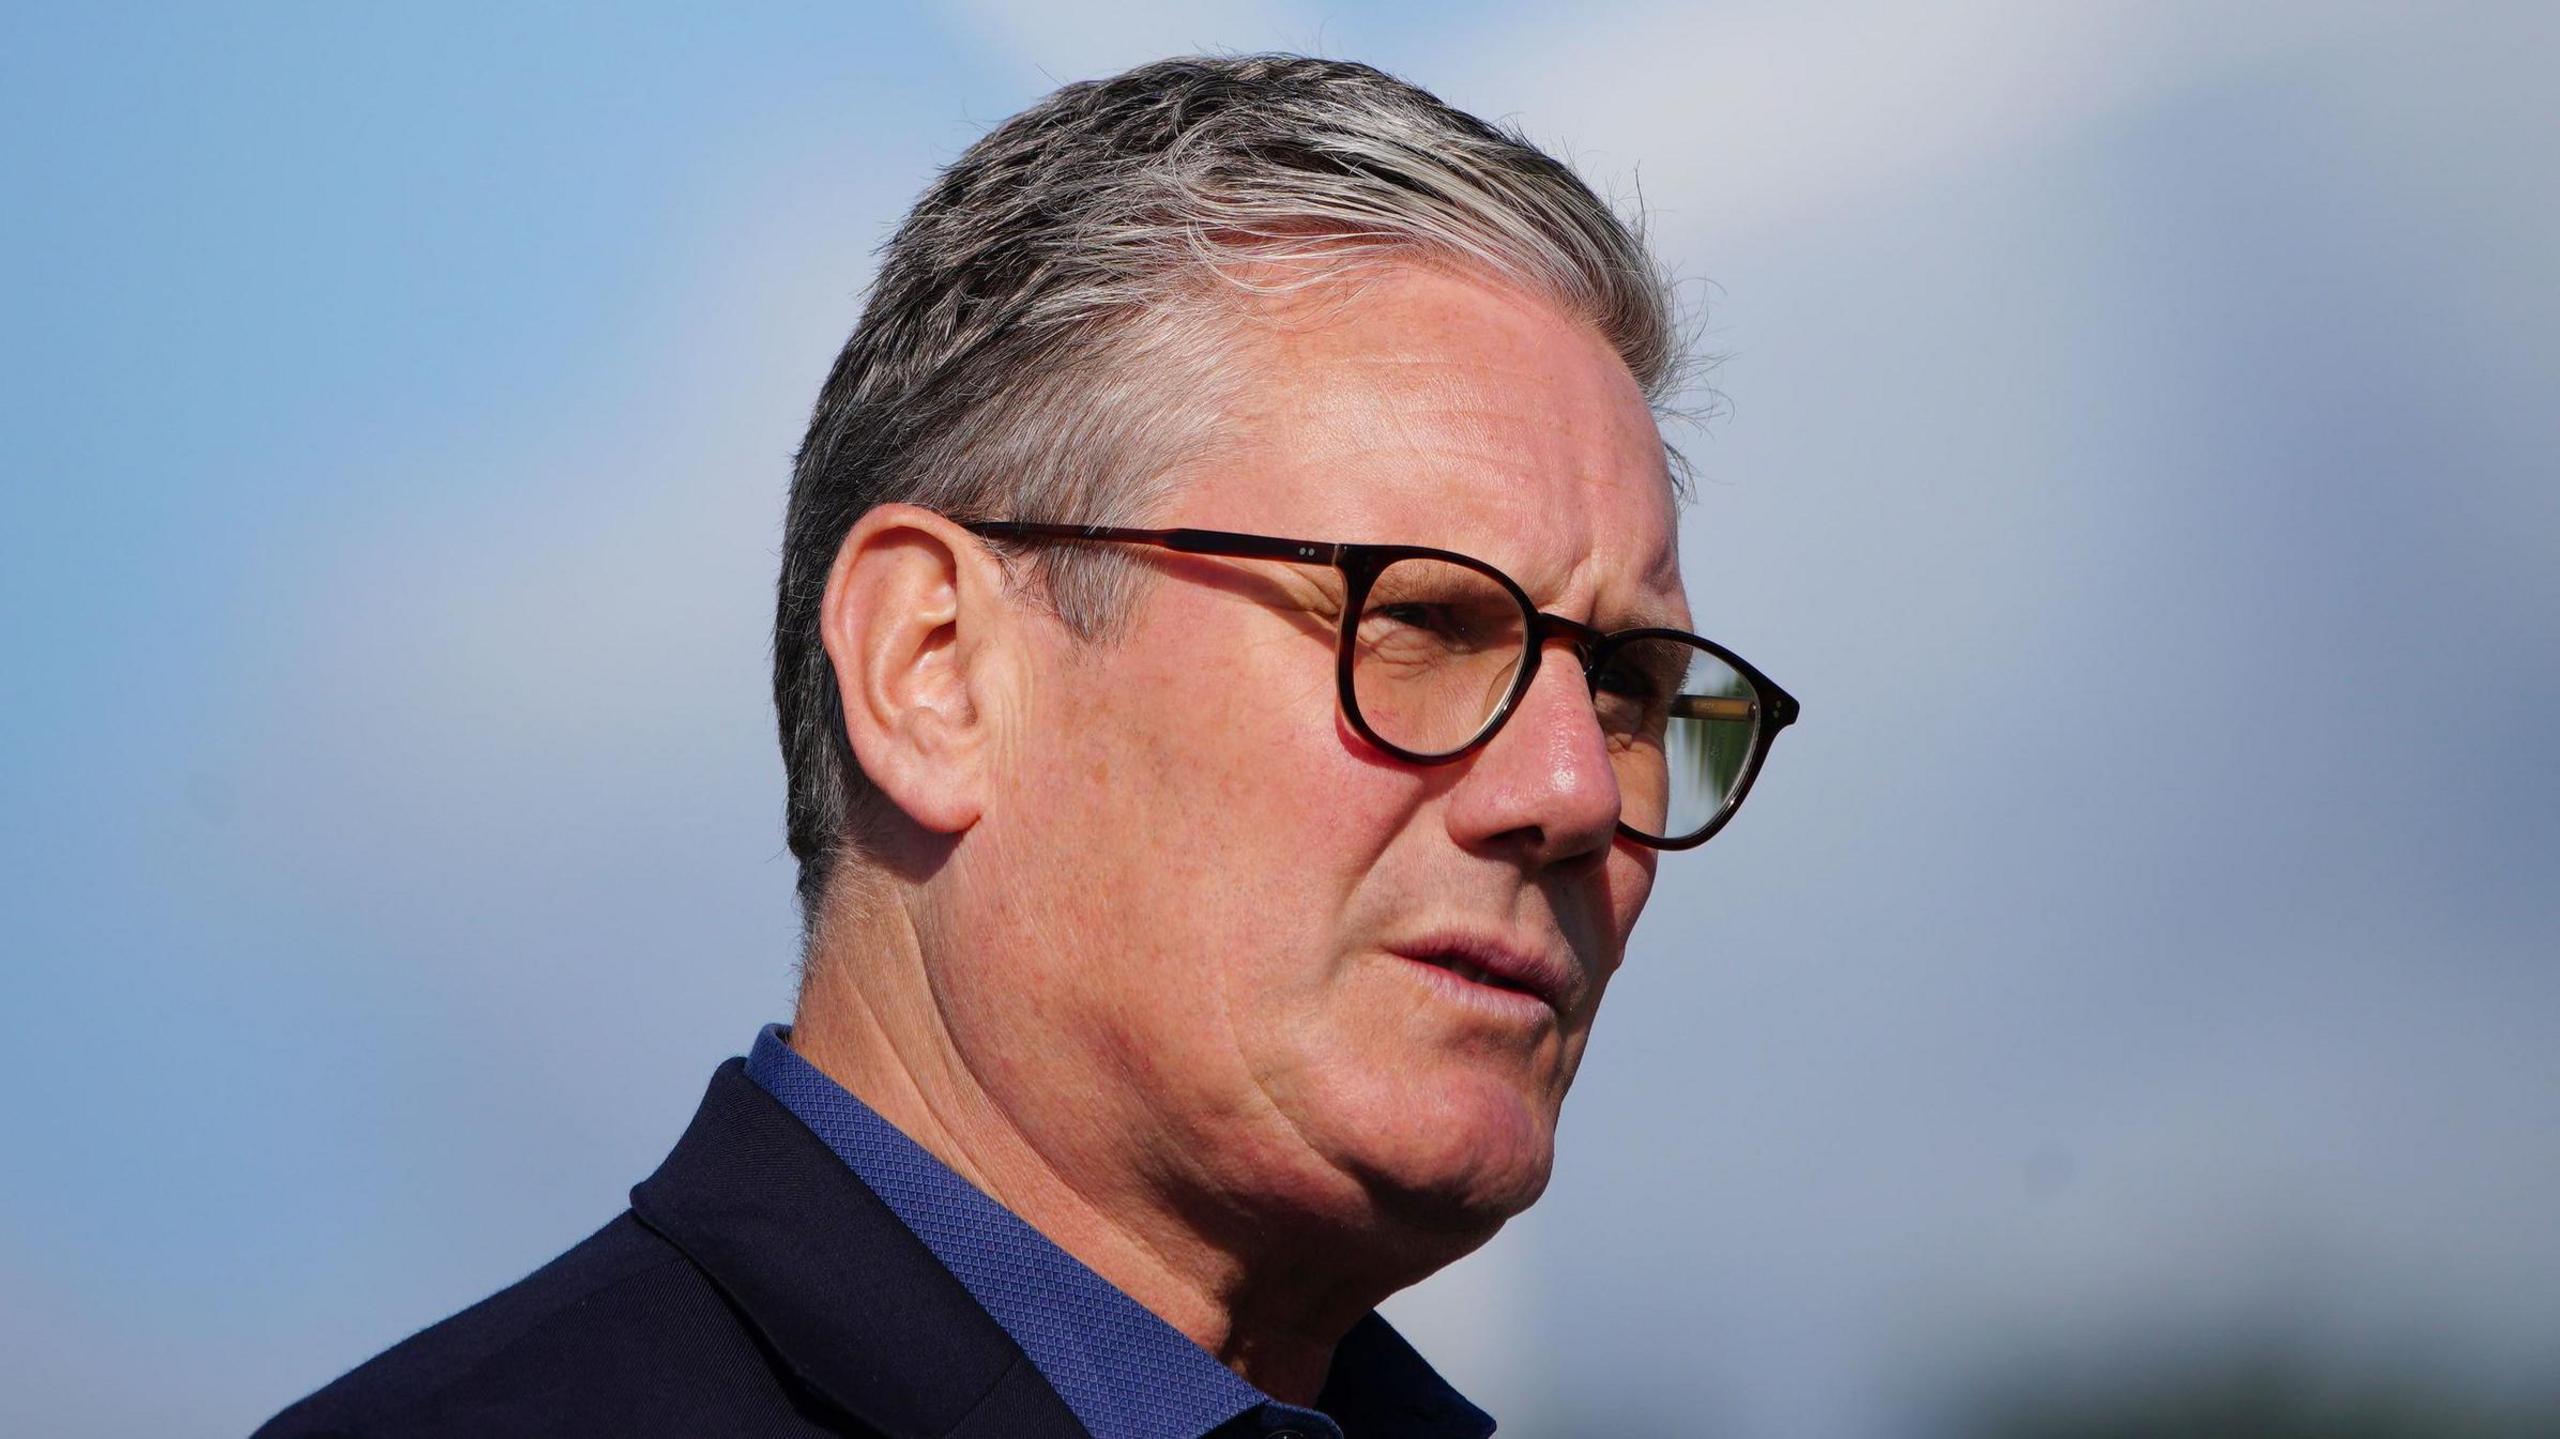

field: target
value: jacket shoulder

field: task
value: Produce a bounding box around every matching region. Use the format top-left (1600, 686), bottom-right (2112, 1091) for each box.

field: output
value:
top-left (253, 1211), bottom-right (851, 1438)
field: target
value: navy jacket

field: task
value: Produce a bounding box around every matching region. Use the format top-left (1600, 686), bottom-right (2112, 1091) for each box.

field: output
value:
top-left (255, 1059), bottom-right (1088, 1437)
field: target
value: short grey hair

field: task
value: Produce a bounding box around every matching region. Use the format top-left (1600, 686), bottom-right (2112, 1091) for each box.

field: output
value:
top-left (774, 53), bottom-right (1685, 923)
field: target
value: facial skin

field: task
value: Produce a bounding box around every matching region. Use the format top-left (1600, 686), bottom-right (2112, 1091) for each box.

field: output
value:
top-left (800, 260), bottom-right (1687, 1399)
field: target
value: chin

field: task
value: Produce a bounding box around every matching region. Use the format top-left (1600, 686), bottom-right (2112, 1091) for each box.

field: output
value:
top-left (1326, 1063), bottom-right (1560, 1237)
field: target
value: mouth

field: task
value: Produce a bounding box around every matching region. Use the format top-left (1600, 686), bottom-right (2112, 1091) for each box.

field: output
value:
top-left (1389, 934), bottom-right (1573, 1017)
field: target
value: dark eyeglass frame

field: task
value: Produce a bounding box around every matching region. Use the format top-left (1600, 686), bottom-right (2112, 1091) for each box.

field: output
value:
top-left (964, 519), bottom-right (1801, 850)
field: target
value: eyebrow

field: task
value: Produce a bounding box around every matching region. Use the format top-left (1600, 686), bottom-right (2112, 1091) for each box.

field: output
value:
top-left (1594, 601), bottom-right (1694, 634)
top-left (1525, 565), bottom-right (1690, 635)
top-left (1511, 535), bottom-right (1688, 634)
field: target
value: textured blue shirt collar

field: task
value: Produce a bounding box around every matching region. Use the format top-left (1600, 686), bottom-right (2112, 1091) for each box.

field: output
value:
top-left (744, 1024), bottom-right (1494, 1439)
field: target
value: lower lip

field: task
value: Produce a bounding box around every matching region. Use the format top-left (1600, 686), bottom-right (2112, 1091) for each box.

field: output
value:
top-left (1394, 954), bottom-right (1559, 1024)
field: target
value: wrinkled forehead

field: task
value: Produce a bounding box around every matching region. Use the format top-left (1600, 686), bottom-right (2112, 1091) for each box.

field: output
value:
top-left (1202, 262), bottom-right (1688, 622)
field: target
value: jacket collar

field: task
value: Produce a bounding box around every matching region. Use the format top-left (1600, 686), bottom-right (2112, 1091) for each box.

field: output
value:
top-left (629, 1059), bottom-right (1088, 1439)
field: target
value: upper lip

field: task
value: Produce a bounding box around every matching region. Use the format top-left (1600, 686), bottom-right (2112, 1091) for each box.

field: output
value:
top-left (1387, 930), bottom-right (1578, 1013)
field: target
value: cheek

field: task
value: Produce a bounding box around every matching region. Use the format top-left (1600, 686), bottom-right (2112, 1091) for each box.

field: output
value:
top-left (1105, 616), bottom-right (1403, 873)
top-left (1023, 617), bottom-right (1407, 1004)
top-left (1607, 845), bottom-right (1659, 940)
top-left (1535, 844), bottom-right (1655, 1026)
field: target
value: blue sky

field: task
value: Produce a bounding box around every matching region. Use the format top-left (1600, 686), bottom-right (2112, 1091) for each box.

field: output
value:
top-left (5, 3), bottom-right (2555, 1435)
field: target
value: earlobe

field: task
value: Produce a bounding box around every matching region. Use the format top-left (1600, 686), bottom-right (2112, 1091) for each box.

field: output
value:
top-left (819, 504), bottom-right (1009, 838)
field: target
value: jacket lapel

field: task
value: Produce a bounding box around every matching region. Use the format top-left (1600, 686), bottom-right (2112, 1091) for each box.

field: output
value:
top-left (630, 1060), bottom-right (1089, 1439)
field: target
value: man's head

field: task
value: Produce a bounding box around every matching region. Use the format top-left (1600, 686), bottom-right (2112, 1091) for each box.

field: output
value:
top-left (775, 56), bottom-right (1690, 1268)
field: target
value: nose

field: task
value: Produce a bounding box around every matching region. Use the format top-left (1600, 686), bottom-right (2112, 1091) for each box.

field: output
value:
top-left (1441, 637), bottom-right (1623, 867)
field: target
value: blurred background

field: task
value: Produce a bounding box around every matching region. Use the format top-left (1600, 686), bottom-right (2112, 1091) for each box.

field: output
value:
top-left (5, 2), bottom-right (2556, 1435)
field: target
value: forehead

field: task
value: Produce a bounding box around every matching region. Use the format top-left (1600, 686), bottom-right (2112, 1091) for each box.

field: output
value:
top-left (1187, 263), bottom-right (1686, 618)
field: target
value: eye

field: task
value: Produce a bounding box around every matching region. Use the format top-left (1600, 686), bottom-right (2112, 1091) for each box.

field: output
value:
top-left (1362, 597), bottom-right (1511, 653)
top-left (1355, 557), bottom-right (1523, 660)
top-left (1377, 601), bottom-right (1462, 634)
top-left (1593, 655), bottom-right (1666, 703)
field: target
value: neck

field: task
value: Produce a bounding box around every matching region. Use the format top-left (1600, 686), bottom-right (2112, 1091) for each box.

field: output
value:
top-left (790, 887), bottom-right (1410, 1404)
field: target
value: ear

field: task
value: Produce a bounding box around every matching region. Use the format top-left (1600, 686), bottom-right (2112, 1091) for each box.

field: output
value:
top-left (818, 504), bottom-right (1018, 838)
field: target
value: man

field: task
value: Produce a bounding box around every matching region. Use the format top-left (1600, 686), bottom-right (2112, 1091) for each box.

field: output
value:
top-left (260, 53), bottom-right (1795, 1438)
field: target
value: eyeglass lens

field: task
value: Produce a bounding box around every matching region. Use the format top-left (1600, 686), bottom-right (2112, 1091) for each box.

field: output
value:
top-left (1346, 556), bottom-right (1763, 843)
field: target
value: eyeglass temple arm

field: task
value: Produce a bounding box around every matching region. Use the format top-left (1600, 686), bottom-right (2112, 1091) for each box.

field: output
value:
top-left (1675, 691), bottom-right (1805, 729)
top-left (1670, 695), bottom-right (1757, 722)
top-left (965, 520), bottom-right (1345, 567)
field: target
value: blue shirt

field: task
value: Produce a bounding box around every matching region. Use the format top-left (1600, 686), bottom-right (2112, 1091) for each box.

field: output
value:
top-left (745, 1024), bottom-right (1495, 1439)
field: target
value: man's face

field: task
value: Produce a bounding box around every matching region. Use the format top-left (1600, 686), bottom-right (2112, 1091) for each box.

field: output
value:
top-left (944, 262), bottom-right (1687, 1247)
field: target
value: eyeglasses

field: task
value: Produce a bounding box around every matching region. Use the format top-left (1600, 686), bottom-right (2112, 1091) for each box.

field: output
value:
top-left (965, 520), bottom-right (1800, 850)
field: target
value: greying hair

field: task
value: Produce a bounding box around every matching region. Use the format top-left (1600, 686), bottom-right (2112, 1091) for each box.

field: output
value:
top-left (774, 54), bottom-right (1684, 922)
